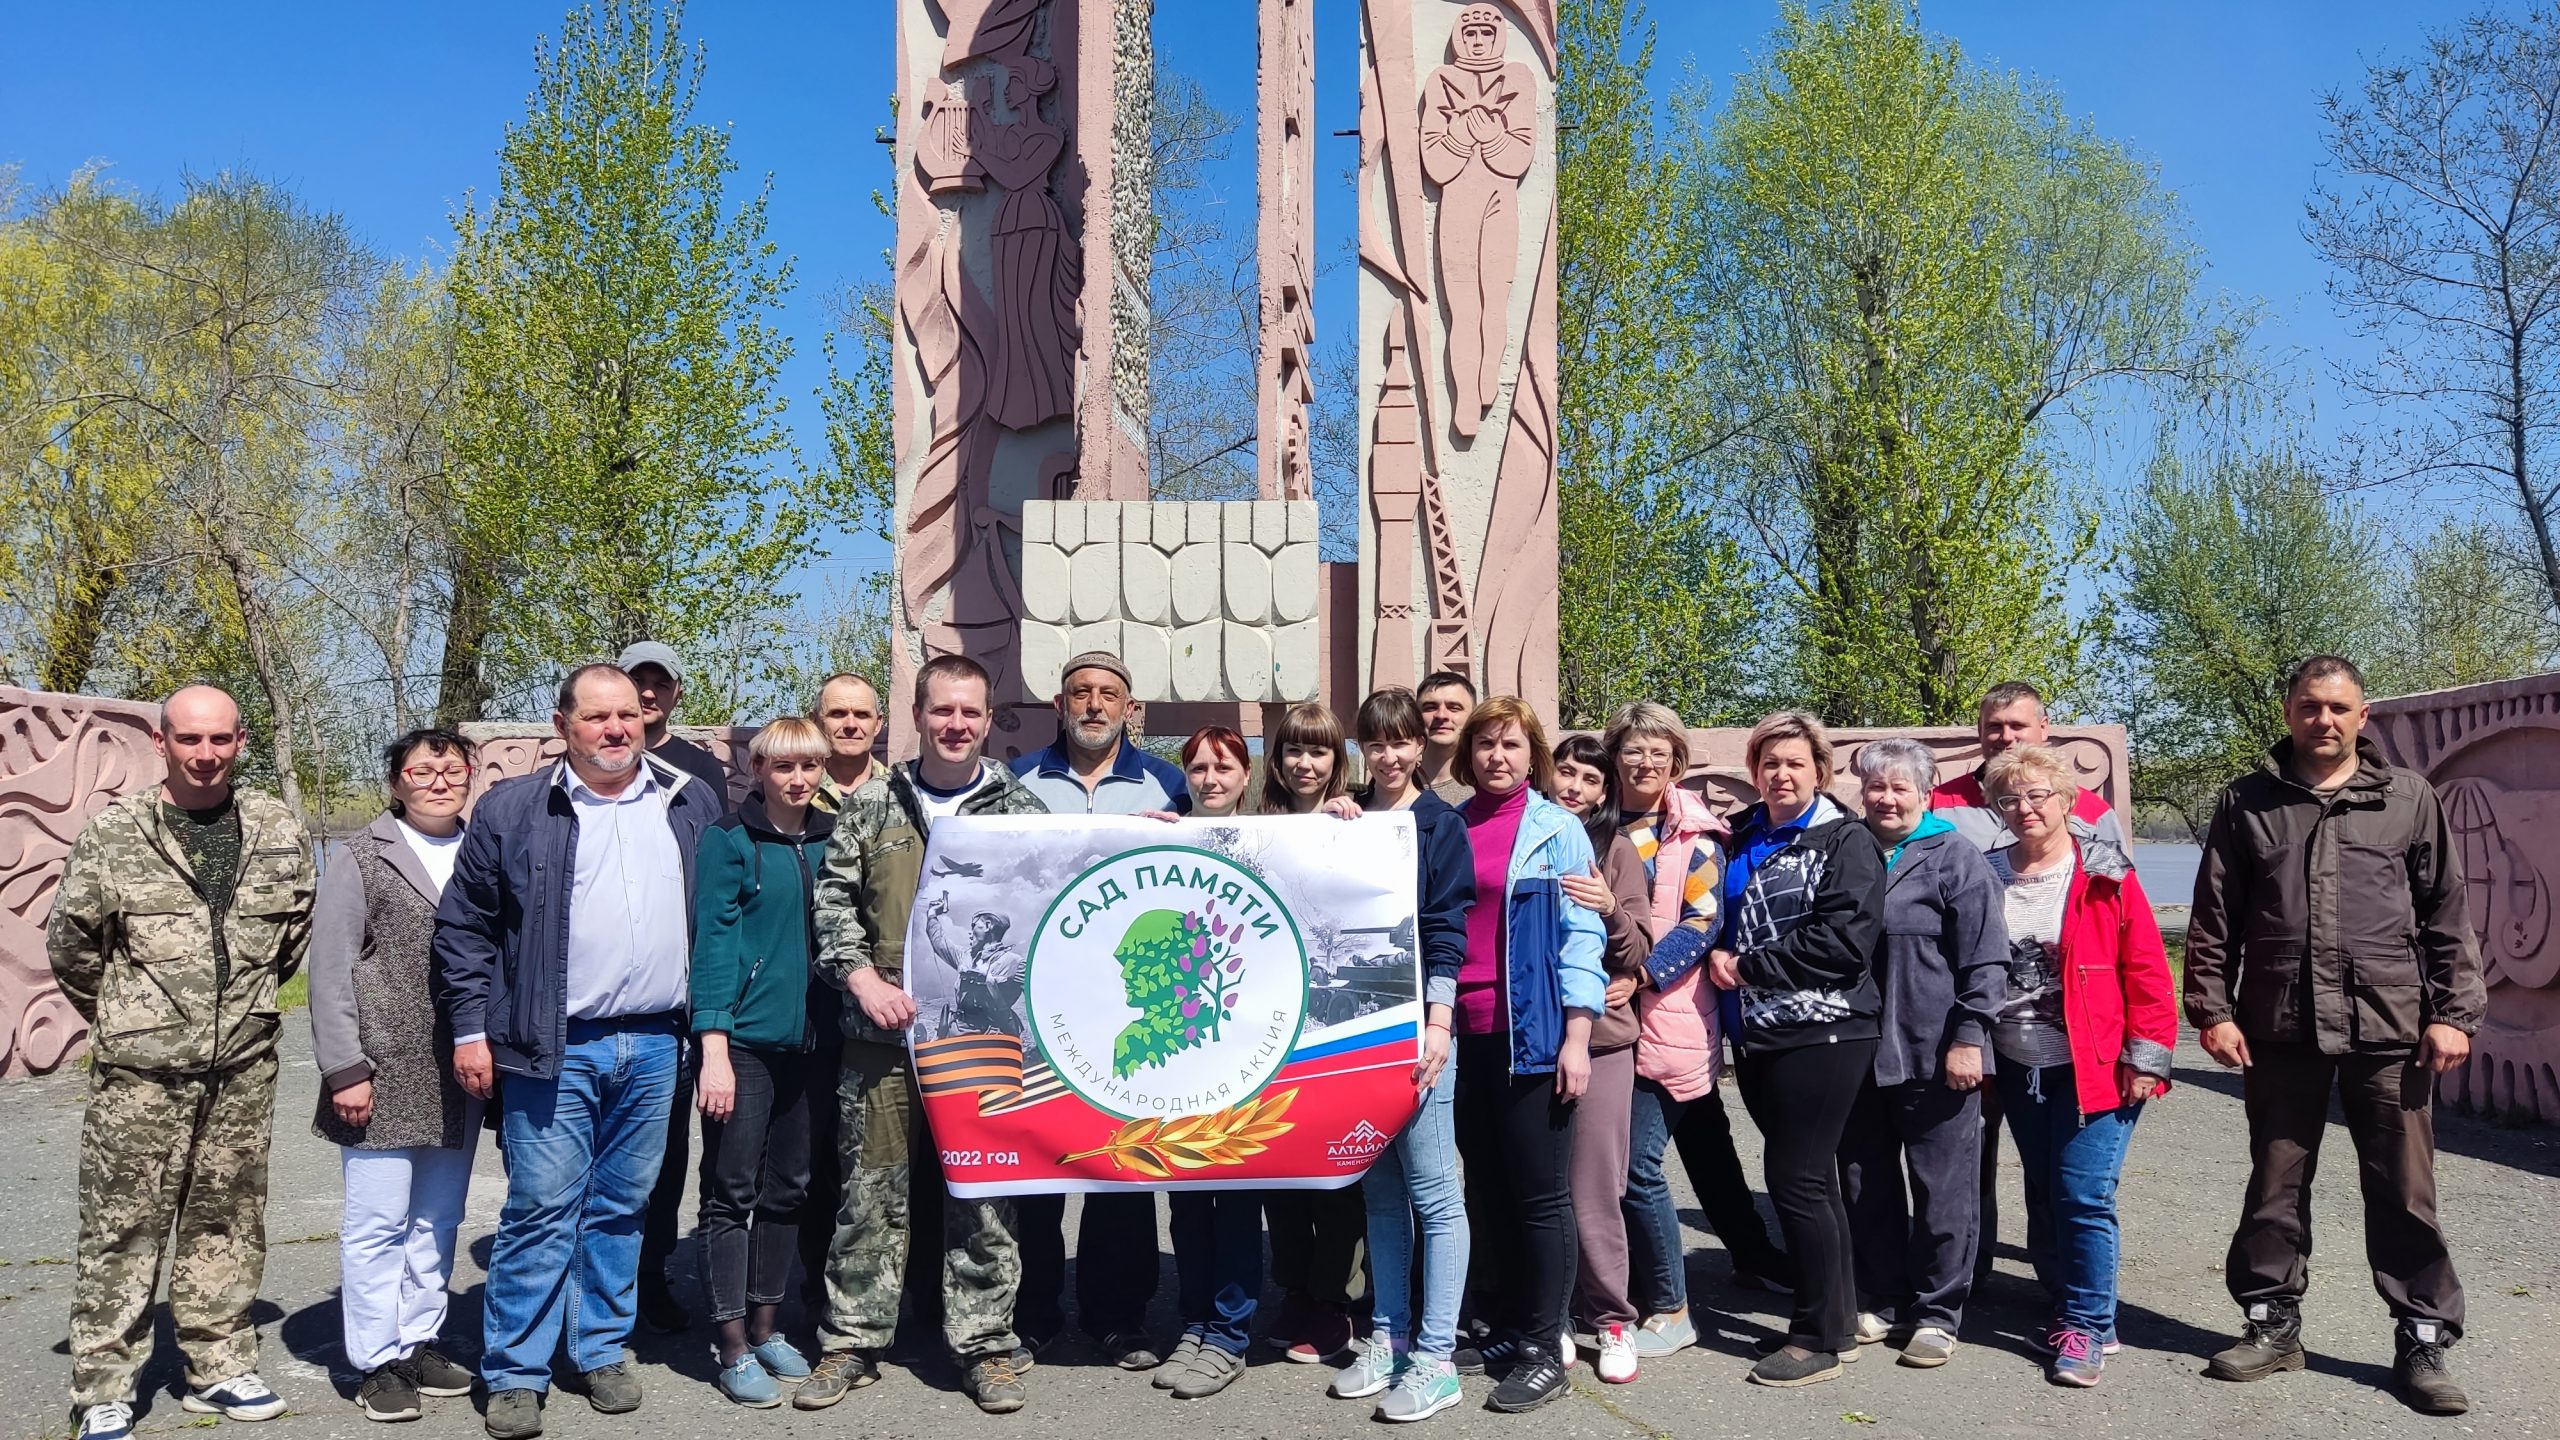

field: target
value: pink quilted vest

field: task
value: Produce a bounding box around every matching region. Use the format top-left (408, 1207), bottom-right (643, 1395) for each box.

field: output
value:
top-left (1634, 785), bottom-right (1729, 1101)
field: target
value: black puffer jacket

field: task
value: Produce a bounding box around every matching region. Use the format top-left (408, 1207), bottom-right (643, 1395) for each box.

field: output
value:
top-left (1723, 796), bottom-right (1886, 1057)
top-left (2184, 735), bottom-right (2484, 1055)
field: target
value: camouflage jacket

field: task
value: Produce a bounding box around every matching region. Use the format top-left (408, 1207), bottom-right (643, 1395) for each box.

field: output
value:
top-left (47, 784), bottom-right (314, 1072)
top-left (812, 758), bottom-right (1046, 1045)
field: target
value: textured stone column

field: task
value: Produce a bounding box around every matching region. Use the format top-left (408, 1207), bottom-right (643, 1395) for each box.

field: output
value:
top-left (1258, 0), bottom-right (1316, 503)
top-left (888, 0), bottom-right (1149, 755)
top-left (1355, 0), bottom-right (1559, 723)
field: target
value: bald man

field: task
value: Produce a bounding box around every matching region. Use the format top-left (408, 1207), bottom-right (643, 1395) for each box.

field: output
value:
top-left (48, 686), bottom-right (314, 1437)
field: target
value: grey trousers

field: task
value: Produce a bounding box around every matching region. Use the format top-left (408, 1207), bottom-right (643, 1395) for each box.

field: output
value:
top-left (1839, 1075), bottom-right (1983, 1332)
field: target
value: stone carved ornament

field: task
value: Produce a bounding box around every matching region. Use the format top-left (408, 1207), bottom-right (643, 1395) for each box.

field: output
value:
top-left (456, 725), bottom-right (752, 813)
top-left (2371, 675), bottom-right (2560, 1124)
top-left (0, 688), bottom-right (164, 1076)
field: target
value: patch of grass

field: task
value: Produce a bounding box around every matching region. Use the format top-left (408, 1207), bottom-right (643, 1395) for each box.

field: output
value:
top-left (277, 973), bottom-right (309, 1011)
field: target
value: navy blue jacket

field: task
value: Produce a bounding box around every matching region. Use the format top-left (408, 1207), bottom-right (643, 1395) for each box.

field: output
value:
top-left (432, 754), bottom-right (723, 1079)
top-left (1359, 786), bottom-right (1476, 1008)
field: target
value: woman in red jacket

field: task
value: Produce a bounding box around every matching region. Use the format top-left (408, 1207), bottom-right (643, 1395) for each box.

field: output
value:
top-left (1981, 745), bottom-right (2176, 1389)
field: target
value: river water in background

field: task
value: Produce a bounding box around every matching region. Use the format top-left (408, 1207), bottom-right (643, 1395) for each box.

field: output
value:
top-left (2133, 842), bottom-right (2202, 908)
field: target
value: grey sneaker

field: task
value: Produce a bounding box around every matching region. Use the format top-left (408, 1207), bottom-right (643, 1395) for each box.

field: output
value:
top-left (965, 1354), bottom-right (1028, 1414)
top-left (483, 1388), bottom-right (543, 1439)
top-left (580, 1361), bottom-right (642, 1414)
top-left (1331, 1332), bottom-right (1402, 1399)
top-left (1154, 1332), bottom-right (1207, 1389)
top-left (791, 1349), bottom-right (878, 1410)
top-left (1633, 1309), bottom-right (1696, 1359)
top-left (1899, 1326), bottom-right (1957, 1368)
top-left (1377, 1356), bottom-right (1463, 1423)
top-left (1171, 1343), bottom-right (1246, 1399)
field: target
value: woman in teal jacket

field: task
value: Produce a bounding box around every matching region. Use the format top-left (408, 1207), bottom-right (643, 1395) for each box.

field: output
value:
top-left (1450, 696), bottom-right (1607, 1414)
top-left (691, 718), bottom-right (837, 1406)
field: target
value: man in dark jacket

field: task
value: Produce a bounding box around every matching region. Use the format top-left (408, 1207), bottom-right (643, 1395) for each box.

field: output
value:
top-left (434, 664), bottom-right (722, 1438)
top-left (2185, 655), bottom-right (2485, 1416)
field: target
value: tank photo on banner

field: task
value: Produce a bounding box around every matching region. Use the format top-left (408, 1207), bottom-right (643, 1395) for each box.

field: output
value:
top-left (902, 812), bottom-right (1424, 1195)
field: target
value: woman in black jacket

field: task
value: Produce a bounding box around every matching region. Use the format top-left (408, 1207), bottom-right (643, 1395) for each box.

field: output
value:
top-left (1706, 712), bottom-right (1886, 1388)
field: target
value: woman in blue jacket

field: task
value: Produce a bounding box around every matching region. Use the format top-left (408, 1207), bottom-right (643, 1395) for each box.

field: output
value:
top-left (690, 718), bottom-right (837, 1406)
top-left (1327, 688), bottom-right (1477, 1423)
top-left (1449, 696), bottom-right (1607, 1414)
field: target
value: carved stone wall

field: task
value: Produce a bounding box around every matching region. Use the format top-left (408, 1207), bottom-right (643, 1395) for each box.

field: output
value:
top-left (1357, 0), bottom-right (1559, 723)
top-left (0, 687), bottom-right (163, 1076)
top-left (1018, 500), bottom-right (1322, 702)
top-left (2371, 675), bottom-right (2560, 1124)
top-left (890, 0), bottom-right (1145, 757)
top-left (1257, 0), bottom-right (1316, 502)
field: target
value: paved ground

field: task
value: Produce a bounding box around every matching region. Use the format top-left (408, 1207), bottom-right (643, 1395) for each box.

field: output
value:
top-left (1, 1025), bottom-right (2553, 1440)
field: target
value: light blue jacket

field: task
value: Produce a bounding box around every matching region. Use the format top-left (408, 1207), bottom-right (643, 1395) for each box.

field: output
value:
top-left (1490, 791), bottom-right (1610, 1075)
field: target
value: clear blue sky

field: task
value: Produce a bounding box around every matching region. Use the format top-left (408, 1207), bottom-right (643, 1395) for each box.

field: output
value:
top-left (1, 0), bottom-right (2469, 584)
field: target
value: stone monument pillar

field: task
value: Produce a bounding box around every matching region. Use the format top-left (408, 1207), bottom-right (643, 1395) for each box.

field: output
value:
top-left (888, 0), bottom-right (1153, 753)
top-left (1357, 0), bottom-right (1560, 724)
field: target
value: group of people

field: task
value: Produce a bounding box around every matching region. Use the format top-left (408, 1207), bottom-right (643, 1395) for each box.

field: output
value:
top-left (44, 645), bottom-right (2487, 1438)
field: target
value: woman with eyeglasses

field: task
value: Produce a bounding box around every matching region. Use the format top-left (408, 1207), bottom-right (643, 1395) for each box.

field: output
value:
top-left (1980, 744), bottom-right (2175, 1389)
top-left (308, 729), bottom-right (484, 1423)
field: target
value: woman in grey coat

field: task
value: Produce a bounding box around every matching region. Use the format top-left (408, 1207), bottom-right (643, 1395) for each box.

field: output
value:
top-left (308, 729), bottom-right (483, 1423)
top-left (1836, 738), bottom-right (2007, 1369)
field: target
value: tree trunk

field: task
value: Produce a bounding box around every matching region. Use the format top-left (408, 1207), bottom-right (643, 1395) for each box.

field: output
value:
top-left (37, 562), bottom-right (116, 694)
top-left (2510, 330), bottom-right (2560, 623)
top-left (212, 530), bottom-right (306, 818)
top-left (434, 549), bottom-right (498, 728)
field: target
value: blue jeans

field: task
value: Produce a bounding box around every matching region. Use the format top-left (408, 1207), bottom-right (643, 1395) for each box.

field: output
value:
top-left (1622, 1079), bottom-right (1688, 1317)
top-left (482, 1017), bottom-right (680, 1393)
top-left (1364, 1058), bottom-right (1468, 1359)
top-left (1997, 1062), bottom-right (2140, 1337)
top-left (1170, 1192), bottom-right (1262, 1355)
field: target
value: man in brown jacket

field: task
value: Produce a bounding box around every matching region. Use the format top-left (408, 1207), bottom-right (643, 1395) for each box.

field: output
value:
top-left (2184, 655), bottom-right (2485, 1416)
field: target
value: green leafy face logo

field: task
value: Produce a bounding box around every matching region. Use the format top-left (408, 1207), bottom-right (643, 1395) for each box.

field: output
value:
top-left (1111, 905), bottom-right (1247, 1078)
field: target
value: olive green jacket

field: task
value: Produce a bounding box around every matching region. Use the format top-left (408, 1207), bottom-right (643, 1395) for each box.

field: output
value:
top-left (47, 784), bottom-right (314, 1072)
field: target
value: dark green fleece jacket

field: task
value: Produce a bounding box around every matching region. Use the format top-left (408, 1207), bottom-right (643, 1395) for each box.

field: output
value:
top-left (689, 794), bottom-right (835, 1050)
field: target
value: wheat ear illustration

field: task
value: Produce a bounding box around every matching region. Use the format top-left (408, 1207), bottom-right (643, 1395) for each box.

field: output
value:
top-left (1057, 1088), bottom-right (1301, 1178)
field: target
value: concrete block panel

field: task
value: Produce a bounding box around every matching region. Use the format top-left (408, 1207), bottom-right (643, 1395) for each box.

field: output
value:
top-left (1223, 502), bottom-right (1255, 544)
top-left (1021, 499), bottom-right (1054, 546)
top-left (1020, 534), bottom-right (1072, 623)
top-left (1069, 537), bottom-right (1121, 624)
top-left (1287, 499), bottom-right (1318, 544)
top-left (1170, 537), bottom-right (1222, 626)
top-left (1122, 621), bottom-right (1172, 700)
top-left (1055, 500), bottom-right (1085, 551)
top-left (1171, 619), bottom-right (1224, 701)
top-left (1223, 621), bottom-right (1273, 702)
top-left (1272, 540), bottom-right (1319, 624)
top-left (1253, 499), bottom-right (1288, 553)
top-left (1223, 542), bottom-right (1272, 626)
top-left (1086, 499), bottom-right (1120, 544)
top-left (1121, 542), bottom-right (1170, 624)
top-left (1271, 617), bottom-right (1320, 701)
top-left (1018, 621), bottom-right (1071, 702)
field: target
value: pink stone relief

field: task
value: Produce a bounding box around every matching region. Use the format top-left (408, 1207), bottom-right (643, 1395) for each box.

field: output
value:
top-left (1258, 0), bottom-right (1317, 502)
top-left (0, 687), bottom-right (163, 1076)
top-left (2371, 676), bottom-right (2560, 1122)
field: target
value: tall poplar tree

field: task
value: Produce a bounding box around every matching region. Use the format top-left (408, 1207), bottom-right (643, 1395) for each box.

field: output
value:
top-left (440, 0), bottom-right (812, 723)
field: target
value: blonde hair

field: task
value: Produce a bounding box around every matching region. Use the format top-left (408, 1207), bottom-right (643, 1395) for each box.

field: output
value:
top-left (1454, 696), bottom-right (1557, 797)
top-left (1603, 700), bottom-right (1691, 777)
top-left (1745, 710), bottom-right (1835, 786)
top-left (1982, 743), bottom-right (2076, 800)
top-left (749, 715), bottom-right (832, 764)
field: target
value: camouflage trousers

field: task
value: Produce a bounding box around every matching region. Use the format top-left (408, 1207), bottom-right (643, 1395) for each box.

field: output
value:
top-left (71, 1054), bottom-right (278, 1408)
top-left (819, 1039), bottom-right (1018, 1361)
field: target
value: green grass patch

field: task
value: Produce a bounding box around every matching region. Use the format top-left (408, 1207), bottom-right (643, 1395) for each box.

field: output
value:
top-left (277, 973), bottom-right (308, 1011)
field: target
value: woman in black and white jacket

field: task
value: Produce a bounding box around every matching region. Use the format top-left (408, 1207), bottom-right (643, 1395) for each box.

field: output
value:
top-left (1706, 712), bottom-right (1886, 1390)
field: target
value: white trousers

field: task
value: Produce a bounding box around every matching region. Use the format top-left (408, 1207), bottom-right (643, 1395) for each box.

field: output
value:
top-left (338, 1120), bottom-right (481, 1373)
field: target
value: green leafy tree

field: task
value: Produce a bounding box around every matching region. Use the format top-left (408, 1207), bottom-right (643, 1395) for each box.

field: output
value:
top-left (2378, 519), bottom-right (2558, 692)
top-left (1555, 0), bottom-right (1766, 726)
top-left (441, 0), bottom-right (820, 722)
top-left (2118, 442), bottom-right (2395, 831)
top-left (1688, 0), bottom-right (2228, 724)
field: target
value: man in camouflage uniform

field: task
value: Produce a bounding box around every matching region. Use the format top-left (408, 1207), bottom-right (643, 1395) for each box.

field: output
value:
top-left (47, 685), bottom-right (313, 1438)
top-left (793, 655), bottom-right (1049, 1416)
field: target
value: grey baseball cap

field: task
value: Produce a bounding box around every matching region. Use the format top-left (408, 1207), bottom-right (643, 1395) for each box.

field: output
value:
top-left (616, 640), bottom-right (685, 685)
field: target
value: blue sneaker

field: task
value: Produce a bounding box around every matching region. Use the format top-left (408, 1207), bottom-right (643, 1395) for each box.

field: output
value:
top-left (717, 1353), bottom-right (783, 1408)
top-left (183, 1372), bottom-right (287, 1421)
top-left (750, 1336), bottom-right (811, 1380)
top-left (2047, 1328), bottom-right (2104, 1388)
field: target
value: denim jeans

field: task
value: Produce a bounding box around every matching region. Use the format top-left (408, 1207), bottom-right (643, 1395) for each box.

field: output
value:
top-left (482, 1016), bottom-right (680, 1393)
top-left (696, 1046), bottom-right (812, 1324)
top-left (1997, 1062), bottom-right (2141, 1336)
top-left (1363, 1057), bottom-right (1468, 1359)
top-left (1622, 1078), bottom-right (1688, 1317)
top-left (1170, 1192), bottom-right (1262, 1355)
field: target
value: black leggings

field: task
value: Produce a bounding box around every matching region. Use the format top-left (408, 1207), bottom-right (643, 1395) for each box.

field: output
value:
top-left (696, 1046), bottom-right (812, 1323)
top-left (1454, 1033), bottom-right (1576, 1350)
top-left (1736, 1038), bottom-right (1878, 1352)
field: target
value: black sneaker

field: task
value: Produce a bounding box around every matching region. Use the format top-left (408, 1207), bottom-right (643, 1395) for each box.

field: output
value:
top-left (359, 1363), bottom-right (422, 1422)
top-left (2205, 1302), bottom-right (2304, 1382)
top-left (1486, 1356), bottom-right (1568, 1413)
top-left (1451, 1318), bottom-right (1492, 1374)
top-left (1100, 1330), bottom-right (1161, 1370)
top-left (2394, 1322), bottom-right (2469, 1415)
top-left (637, 1279), bottom-right (689, 1335)
top-left (409, 1345), bottom-right (474, 1398)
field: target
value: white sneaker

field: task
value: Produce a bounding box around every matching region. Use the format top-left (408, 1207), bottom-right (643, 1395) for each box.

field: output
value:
top-left (78, 1401), bottom-right (134, 1440)
top-left (1596, 1323), bottom-right (1639, 1383)
top-left (1854, 1311), bottom-right (1894, 1345)
top-left (1559, 1332), bottom-right (1577, 1369)
top-left (183, 1372), bottom-right (288, 1421)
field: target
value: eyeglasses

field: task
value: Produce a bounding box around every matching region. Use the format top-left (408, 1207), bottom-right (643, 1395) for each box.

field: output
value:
top-left (1992, 789), bottom-right (2062, 812)
top-left (1617, 748), bottom-right (1676, 769)
top-left (401, 766), bottom-right (472, 787)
